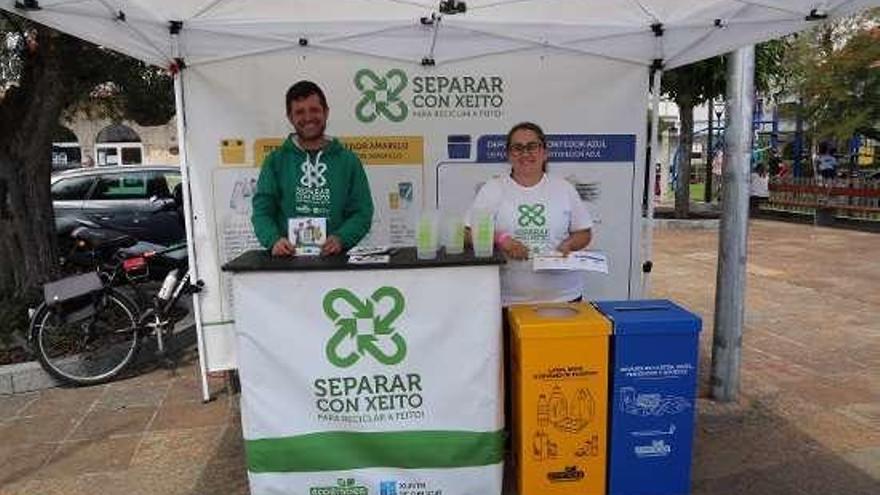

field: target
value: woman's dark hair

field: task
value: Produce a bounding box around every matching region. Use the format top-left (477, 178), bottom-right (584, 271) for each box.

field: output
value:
top-left (507, 121), bottom-right (548, 172)
top-left (286, 80), bottom-right (328, 112)
top-left (506, 121), bottom-right (547, 150)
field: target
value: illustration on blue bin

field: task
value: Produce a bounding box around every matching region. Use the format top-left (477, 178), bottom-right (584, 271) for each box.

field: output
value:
top-left (619, 387), bottom-right (690, 416)
top-left (447, 135), bottom-right (472, 159)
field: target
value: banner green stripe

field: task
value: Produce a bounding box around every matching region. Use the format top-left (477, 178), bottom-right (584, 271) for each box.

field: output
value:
top-left (246, 430), bottom-right (505, 473)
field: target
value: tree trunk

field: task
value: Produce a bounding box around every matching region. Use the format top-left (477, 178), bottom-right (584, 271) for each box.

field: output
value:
top-left (675, 96), bottom-right (695, 218)
top-left (0, 27), bottom-right (70, 299)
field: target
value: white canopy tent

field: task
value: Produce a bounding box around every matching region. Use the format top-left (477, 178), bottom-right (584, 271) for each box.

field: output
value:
top-left (3, 0), bottom-right (875, 70)
top-left (4, 0), bottom-right (878, 402)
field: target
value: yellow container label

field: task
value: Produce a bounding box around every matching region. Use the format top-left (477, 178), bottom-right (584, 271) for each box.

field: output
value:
top-left (509, 303), bottom-right (611, 495)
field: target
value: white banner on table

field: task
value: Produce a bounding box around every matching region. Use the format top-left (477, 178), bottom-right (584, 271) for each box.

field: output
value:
top-left (232, 265), bottom-right (503, 495)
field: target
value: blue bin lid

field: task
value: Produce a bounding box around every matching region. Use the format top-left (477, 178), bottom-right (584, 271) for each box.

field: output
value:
top-left (593, 299), bottom-right (701, 335)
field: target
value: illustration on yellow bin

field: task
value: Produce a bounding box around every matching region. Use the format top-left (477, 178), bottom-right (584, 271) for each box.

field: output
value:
top-left (508, 302), bottom-right (611, 495)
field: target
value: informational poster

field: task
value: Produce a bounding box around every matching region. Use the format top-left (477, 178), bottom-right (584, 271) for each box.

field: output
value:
top-left (182, 51), bottom-right (647, 371)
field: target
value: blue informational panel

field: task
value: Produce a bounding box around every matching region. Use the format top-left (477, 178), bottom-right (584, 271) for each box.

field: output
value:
top-left (594, 300), bottom-right (702, 495)
top-left (476, 134), bottom-right (636, 163)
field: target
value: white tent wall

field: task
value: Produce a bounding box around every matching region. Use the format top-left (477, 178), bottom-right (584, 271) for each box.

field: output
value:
top-left (182, 50), bottom-right (648, 373)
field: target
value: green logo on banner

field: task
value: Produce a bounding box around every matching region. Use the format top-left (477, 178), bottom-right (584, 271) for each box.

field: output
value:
top-left (323, 286), bottom-right (407, 368)
top-left (354, 68), bottom-right (408, 123)
top-left (518, 203), bottom-right (546, 227)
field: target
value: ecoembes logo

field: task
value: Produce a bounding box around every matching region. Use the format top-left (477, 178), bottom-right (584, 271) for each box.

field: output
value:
top-left (354, 68), bottom-right (505, 122)
top-left (310, 478), bottom-right (368, 495)
top-left (323, 287), bottom-right (407, 367)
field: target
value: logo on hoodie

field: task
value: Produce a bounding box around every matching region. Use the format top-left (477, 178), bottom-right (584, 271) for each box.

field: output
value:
top-left (295, 150), bottom-right (331, 212)
top-left (300, 155), bottom-right (328, 188)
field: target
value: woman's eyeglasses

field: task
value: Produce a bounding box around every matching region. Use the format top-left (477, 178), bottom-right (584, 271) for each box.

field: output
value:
top-left (509, 141), bottom-right (543, 155)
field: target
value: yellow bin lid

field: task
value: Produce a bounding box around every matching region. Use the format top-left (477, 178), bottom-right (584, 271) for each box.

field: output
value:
top-left (509, 302), bottom-right (611, 339)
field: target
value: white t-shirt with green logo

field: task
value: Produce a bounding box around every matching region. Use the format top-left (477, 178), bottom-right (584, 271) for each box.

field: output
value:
top-left (467, 174), bottom-right (593, 305)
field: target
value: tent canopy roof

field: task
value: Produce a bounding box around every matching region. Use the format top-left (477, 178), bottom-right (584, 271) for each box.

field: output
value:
top-left (2, 1), bottom-right (877, 70)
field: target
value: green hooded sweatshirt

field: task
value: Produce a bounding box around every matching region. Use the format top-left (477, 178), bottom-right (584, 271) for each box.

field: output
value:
top-left (251, 136), bottom-right (374, 249)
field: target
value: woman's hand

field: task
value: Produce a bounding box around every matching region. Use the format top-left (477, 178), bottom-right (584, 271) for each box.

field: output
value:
top-left (557, 229), bottom-right (592, 256)
top-left (501, 237), bottom-right (530, 260)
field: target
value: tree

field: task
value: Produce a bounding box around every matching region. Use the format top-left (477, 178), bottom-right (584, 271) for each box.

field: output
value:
top-left (662, 40), bottom-right (789, 218)
top-left (785, 9), bottom-right (880, 148)
top-left (0, 16), bottom-right (174, 311)
top-left (661, 58), bottom-right (725, 218)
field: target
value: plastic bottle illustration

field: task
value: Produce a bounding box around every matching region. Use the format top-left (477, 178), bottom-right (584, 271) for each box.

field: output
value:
top-left (537, 393), bottom-right (550, 428)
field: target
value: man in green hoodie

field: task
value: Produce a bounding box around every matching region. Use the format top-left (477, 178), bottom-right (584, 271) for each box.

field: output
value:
top-left (252, 80), bottom-right (374, 256)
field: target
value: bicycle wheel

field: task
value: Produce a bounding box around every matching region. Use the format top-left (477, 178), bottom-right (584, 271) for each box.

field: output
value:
top-left (30, 289), bottom-right (141, 386)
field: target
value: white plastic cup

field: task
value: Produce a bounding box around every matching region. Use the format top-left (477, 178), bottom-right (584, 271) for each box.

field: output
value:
top-left (444, 215), bottom-right (465, 255)
top-left (472, 209), bottom-right (495, 258)
top-left (416, 210), bottom-right (440, 260)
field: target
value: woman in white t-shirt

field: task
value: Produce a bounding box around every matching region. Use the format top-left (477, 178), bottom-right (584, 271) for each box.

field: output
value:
top-left (466, 122), bottom-right (594, 306)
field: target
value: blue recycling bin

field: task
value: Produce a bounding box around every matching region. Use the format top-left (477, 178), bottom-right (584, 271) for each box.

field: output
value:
top-left (594, 299), bottom-right (702, 495)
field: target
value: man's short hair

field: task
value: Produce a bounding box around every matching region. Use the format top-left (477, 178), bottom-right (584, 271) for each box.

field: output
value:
top-left (286, 80), bottom-right (328, 111)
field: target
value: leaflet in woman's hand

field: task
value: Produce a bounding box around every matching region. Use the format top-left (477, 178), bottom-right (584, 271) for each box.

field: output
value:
top-left (533, 250), bottom-right (609, 273)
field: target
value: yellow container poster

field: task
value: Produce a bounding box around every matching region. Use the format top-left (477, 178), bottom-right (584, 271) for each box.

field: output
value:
top-left (509, 302), bottom-right (611, 495)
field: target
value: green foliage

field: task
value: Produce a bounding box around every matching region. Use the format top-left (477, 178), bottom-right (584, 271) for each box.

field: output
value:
top-left (661, 39), bottom-right (790, 107)
top-left (785, 8), bottom-right (880, 141)
top-left (1, 16), bottom-right (174, 126)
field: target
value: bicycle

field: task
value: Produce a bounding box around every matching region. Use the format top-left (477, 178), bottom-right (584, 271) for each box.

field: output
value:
top-left (28, 241), bottom-right (199, 386)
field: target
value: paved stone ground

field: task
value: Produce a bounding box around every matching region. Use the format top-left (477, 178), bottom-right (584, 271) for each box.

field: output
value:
top-left (1, 219), bottom-right (878, 494)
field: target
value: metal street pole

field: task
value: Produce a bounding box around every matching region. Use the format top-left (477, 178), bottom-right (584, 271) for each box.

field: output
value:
top-left (705, 101), bottom-right (714, 202)
top-left (711, 45), bottom-right (754, 402)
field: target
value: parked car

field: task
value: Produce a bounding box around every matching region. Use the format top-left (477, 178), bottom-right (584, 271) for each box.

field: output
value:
top-left (51, 165), bottom-right (186, 247)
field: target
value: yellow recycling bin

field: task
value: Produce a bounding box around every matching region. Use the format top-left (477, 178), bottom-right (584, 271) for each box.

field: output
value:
top-left (508, 302), bottom-right (611, 495)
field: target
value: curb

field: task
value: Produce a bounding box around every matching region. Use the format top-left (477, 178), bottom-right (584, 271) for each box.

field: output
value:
top-left (0, 321), bottom-right (197, 395)
top-left (651, 218), bottom-right (720, 230)
top-left (0, 359), bottom-right (62, 394)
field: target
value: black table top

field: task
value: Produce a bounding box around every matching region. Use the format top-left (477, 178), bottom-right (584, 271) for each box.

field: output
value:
top-left (222, 247), bottom-right (505, 272)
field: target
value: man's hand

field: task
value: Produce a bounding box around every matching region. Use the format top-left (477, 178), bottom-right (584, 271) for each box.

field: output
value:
top-left (321, 235), bottom-right (343, 256)
top-left (271, 238), bottom-right (295, 256)
top-left (501, 237), bottom-right (529, 260)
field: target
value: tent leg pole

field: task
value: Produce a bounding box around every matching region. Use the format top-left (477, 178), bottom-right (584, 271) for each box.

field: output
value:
top-left (711, 45), bottom-right (754, 403)
top-left (173, 71), bottom-right (211, 403)
top-left (642, 68), bottom-right (662, 298)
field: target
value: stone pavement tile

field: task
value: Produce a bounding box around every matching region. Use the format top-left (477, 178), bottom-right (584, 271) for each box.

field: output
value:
top-left (19, 386), bottom-right (104, 418)
top-left (845, 447), bottom-right (880, 480)
top-left (839, 403), bottom-right (880, 431)
top-left (39, 436), bottom-right (140, 479)
top-left (190, 459), bottom-right (250, 495)
top-left (693, 401), bottom-right (824, 481)
top-left (67, 407), bottom-right (154, 441)
top-left (95, 382), bottom-right (169, 411)
top-left (0, 393), bottom-right (39, 419)
top-left (206, 422), bottom-right (245, 465)
top-left (165, 376), bottom-right (211, 404)
top-left (785, 375), bottom-right (877, 410)
top-left (792, 407), bottom-right (880, 453)
top-left (740, 369), bottom-right (783, 398)
top-left (694, 451), bottom-right (880, 495)
top-left (132, 426), bottom-right (225, 466)
top-left (0, 414), bottom-right (80, 445)
top-left (0, 466), bottom-right (202, 495)
top-left (149, 396), bottom-right (232, 432)
top-left (0, 443), bottom-right (56, 487)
